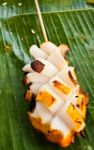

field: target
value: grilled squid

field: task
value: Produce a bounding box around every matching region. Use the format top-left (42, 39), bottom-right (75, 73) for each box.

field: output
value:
top-left (22, 41), bottom-right (88, 147)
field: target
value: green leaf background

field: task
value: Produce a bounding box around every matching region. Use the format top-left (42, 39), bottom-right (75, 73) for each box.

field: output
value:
top-left (0, 1), bottom-right (94, 150)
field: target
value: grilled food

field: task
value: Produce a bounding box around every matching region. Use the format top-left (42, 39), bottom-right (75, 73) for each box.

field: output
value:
top-left (22, 41), bottom-right (88, 147)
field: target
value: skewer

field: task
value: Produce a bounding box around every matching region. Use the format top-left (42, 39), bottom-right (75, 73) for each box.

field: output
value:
top-left (34, 0), bottom-right (48, 42)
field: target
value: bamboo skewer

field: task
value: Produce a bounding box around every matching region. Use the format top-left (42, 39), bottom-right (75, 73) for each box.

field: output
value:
top-left (34, 0), bottom-right (48, 42)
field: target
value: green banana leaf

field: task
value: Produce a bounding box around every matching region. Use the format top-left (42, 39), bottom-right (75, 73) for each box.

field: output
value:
top-left (0, 0), bottom-right (94, 150)
top-left (0, 0), bottom-right (91, 19)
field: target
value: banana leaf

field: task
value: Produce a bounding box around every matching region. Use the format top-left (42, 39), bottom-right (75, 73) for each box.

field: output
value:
top-left (0, 0), bottom-right (90, 19)
top-left (0, 0), bottom-right (94, 149)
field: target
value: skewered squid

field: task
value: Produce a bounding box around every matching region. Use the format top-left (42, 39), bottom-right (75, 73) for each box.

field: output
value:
top-left (22, 41), bottom-right (88, 147)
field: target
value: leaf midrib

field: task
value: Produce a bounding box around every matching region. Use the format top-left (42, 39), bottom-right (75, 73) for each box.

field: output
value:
top-left (1, 8), bottom-right (93, 21)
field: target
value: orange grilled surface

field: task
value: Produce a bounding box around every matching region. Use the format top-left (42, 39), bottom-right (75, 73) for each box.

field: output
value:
top-left (46, 130), bottom-right (63, 143)
top-left (59, 131), bottom-right (74, 147)
top-left (46, 129), bottom-right (74, 147)
top-left (36, 91), bottom-right (56, 106)
top-left (28, 112), bottom-right (50, 134)
top-left (67, 104), bottom-right (84, 132)
top-left (28, 111), bottom-right (74, 148)
top-left (53, 80), bottom-right (71, 94)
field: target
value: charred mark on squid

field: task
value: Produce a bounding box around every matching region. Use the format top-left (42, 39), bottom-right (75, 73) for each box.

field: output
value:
top-left (24, 90), bottom-right (33, 102)
top-left (31, 60), bottom-right (45, 73)
top-left (68, 71), bottom-right (77, 86)
top-left (29, 94), bottom-right (36, 112)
